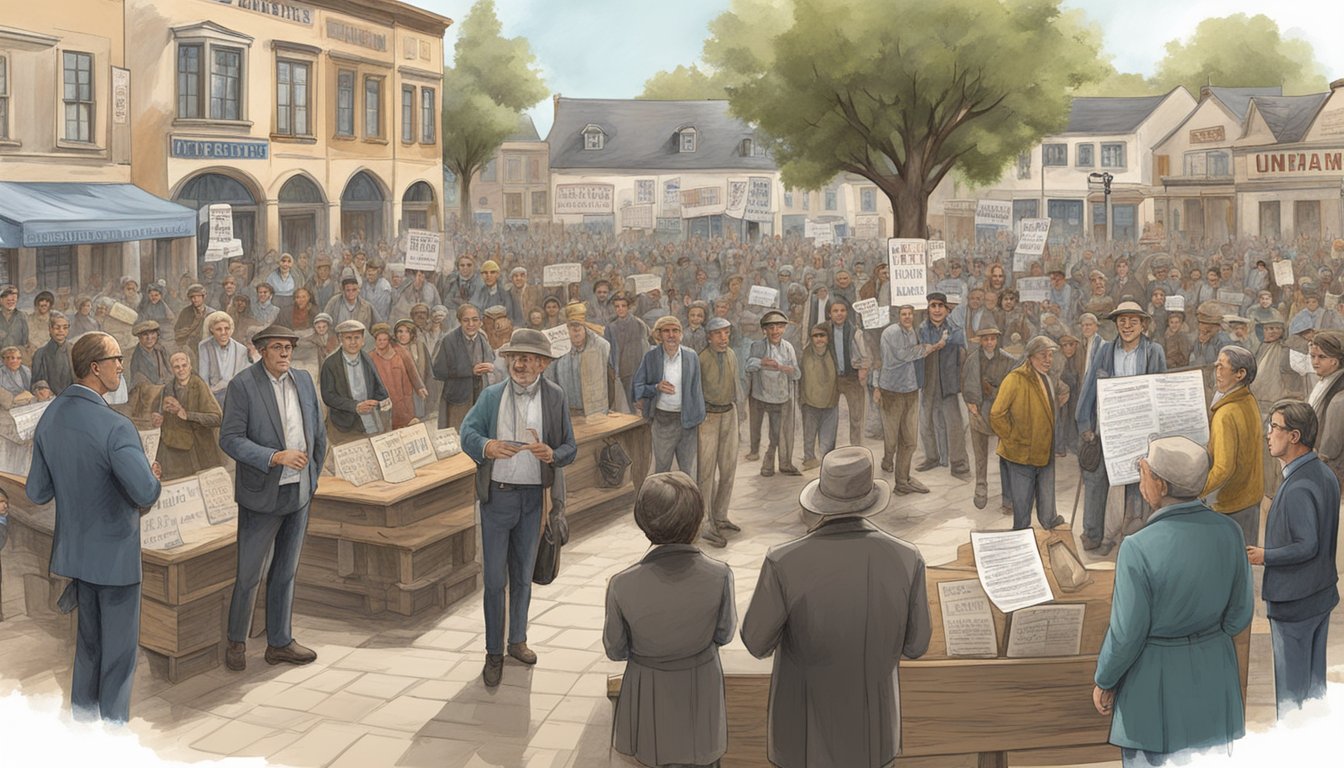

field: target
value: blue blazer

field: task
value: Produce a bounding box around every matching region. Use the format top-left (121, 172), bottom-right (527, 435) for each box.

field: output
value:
top-left (461, 378), bottom-right (577, 504)
top-left (27, 385), bottom-right (162, 586)
top-left (632, 345), bottom-right (705, 429)
top-left (219, 362), bottom-right (327, 514)
top-left (1263, 452), bottom-right (1341, 621)
top-left (1075, 335), bottom-right (1167, 436)
top-left (915, 319), bottom-right (965, 393)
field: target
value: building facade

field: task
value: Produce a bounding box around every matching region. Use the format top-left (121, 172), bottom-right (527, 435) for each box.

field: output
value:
top-left (460, 114), bottom-right (550, 230)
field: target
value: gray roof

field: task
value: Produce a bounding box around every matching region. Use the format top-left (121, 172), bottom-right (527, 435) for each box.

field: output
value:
top-left (547, 98), bottom-right (776, 171)
top-left (1251, 93), bottom-right (1330, 144)
top-left (1206, 87), bottom-right (1282, 120)
top-left (1065, 94), bottom-right (1168, 134)
top-left (508, 114), bottom-right (541, 142)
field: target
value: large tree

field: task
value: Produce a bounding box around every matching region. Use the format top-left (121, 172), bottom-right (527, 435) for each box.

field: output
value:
top-left (705, 0), bottom-right (1107, 238)
top-left (441, 0), bottom-right (547, 221)
top-left (1151, 14), bottom-right (1328, 96)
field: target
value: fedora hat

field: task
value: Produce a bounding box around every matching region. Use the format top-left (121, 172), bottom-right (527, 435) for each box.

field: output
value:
top-left (497, 328), bottom-right (556, 359)
top-left (252, 324), bottom-right (301, 344)
top-left (798, 446), bottom-right (891, 518)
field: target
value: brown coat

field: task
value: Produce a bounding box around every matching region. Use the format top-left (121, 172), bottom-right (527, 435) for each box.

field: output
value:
top-left (156, 373), bottom-right (223, 480)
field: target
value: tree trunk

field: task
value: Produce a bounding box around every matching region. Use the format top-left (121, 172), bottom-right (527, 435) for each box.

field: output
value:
top-left (887, 180), bottom-right (930, 239)
top-left (458, 172), bottom-right (474, 223)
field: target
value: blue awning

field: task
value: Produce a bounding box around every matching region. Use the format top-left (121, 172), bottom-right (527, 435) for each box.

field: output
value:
top-left (0, 182), bottom-right (197, 249)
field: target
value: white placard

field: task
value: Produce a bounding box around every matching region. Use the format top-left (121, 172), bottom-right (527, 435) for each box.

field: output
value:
top-left (149, 477), bottom-right (210, 537)
top-left (937, 579), bottom-right (998, 658)
top-left (139, 429), bottom-right (160, 464)
top-left (112, 67), bottom-right (130, 125)
top-left (928, 240), bottom-right (946, 263)
top-left (679, 186), bottom-right (726, 218)
top-left (431, 427), bottom-right (462, 459)
top-left (747, 285), bottom-right (780, 307)
top-left (970, 528), bottom-right (1055, 614)
top-left (140, 504), bottom-right (185, 550)
top-left (744, 176), bottom-right (773, 223)
top-left (662, 178), bottom-right (681, 217)
top-left (888, 238), bottom-right (929, 310)
top-left (630, 273), bottom-right (662, 295)
top-left (851, 297), bottom-right (888, 330)
top-left (622, 204), bottom-right (655, 230)
top-left (1217, 289), bottom-right (1244, 306)
top-left (110, 302), bottom-right (138, 325)
top-left (198, 466), bottom-right (238, 525)
top-left (1006, 604), bottom-right (1086, 658)
top-left (725, 179), bottom-right (749, 219)
top-left (544, 324), bottom-right (572, 357)
top-left (1290, 349), bottom-right (1312, 375)
top-left (810, 222), bottom-right (835, 246)
top-left (334, 439), bottom-right (380, 486)
top-left (9, 401), bottom-right (51, 442)
top-left (404, 229), bottom-right (441, 272)
top-left (1273, 260), bottom-right (1294, 286)
top-left (1013, 218), bottom-right (1051, 272)
top-left (1017, 277), bottom-right (1050, 303)
top-left (1096, 369), bottom-right (1209, 486)
top-left (543, 263), bottom-right (582, 286)
top-left (975, 200), bottom-right (1012, 228)
top-left (555, 183), bottom-right (615, 215)
top-left (370, 431), bottom-right (416, 483)
top-left (1165, 295), bottom-right (1185, 312)
top-left (208, 204), bottom-right (233, 243)
top-left (394, 424), bottom-right (436, 468)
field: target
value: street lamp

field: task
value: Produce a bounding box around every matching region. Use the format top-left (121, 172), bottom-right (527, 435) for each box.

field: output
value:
top-left (1089, 172), bottom-right (1114, 241)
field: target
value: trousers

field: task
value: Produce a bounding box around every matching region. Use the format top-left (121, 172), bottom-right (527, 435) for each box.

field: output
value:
top-left (697, 408), bottom-right (739, 525)
top-left (878, 389), bottom-right (919, 484)
top-left (749, 397), bottom-right (794, 469)
top-left (1002, 457), bottom-right (1058, 530)
top-left (919, 391), bottom-right (969, 470)
top-left (72, 581), bottom-right (141, 723)
top-left (1082, 462), bottom-right (1148, 545)
top-left (834, 374), bottom-right (865, 446)
top-left (800, 404), bottom-right (838, 462)
top-left (228, 485), bottom-right (309, 647)
top-left (651, 409), bottom-right (699, 478)
top-left (480, 484), bottom-right (543, 655)
top-left (1269, 610), bottom-right (1331, 718)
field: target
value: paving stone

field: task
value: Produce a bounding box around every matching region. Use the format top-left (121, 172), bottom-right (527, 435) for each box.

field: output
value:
top-left (344, 672), bottom-right (419, 699)
top-left (546, 629), bottom-right (603, 651)
top-left (527, 719), bottom-right (588, 751)
top-left (328, 733), bottom-right (415, 767)
top-left (299, 667), bottom-right (363, 694)
top-left (310, 690), bottom-right (385, 722)
top-left (360, 694), bottom-right (448, 732)
top-left (269, 721), bottom-right (364, 766)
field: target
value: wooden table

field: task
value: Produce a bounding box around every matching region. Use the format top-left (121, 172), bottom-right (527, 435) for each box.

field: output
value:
top-left (608, 526), bottom-right (1252, 767)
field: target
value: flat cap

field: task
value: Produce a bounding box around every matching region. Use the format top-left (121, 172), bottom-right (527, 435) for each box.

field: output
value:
top-left (926, 292), bottom-right (948, 305)
top-left (481, 260), bottom-right (500, 272)
top-left (759, 309), bottom-right (790, 327)
top-left (370, 322), bottom-right (392, 337)
top-left (483, 305), bottom-right (509, 319)
top-left (1144, 435), bottom-right (1211, 499)
top-left (314, 312), bottom-right (333, 325)
top-left (653, 315), bottom-right (682, 333)
top-left (252, 324), bottom-right (301, 344)
top-left (335, 320), bottom-right (366, 334)
top-left (705, 317), bottom-right (731, 332)
top-left (132, 320), bottom-right (161, 337)
top-left (187, 283), bottom-right (206, 297)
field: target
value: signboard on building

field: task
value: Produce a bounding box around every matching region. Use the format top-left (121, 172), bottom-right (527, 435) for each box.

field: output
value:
top-left (888, 239), bottom-right (928, 310)
top-left (745, 176), bottom-right (773, 223)
top-left (171, 137), bottom-right (269, 160)
top-left (112, 67), bottom-right (130, 124)
top-left (214, 0), bottom-right (314, 26)
top-left (944, 200), bottom-right (977, 216)
top-left (1247, 149), bottom-right (1344, 179)
top-left (656, 217), bottom-right (682, 236)
top-left (975, 200), bottom-right (1012, 228)
top-left (204, 204), bottom-right (243, 262)
top-left (725, 179), bottom-right (749, 219)
top-left (854, 216), bottom-right (883, 241)
top-left (554, 183), bottom-right (614, 215)
top-left (404, 229), bottom-right (441, 272)
top-left (1189, 126), bottom-right (1226, 144)
top-left (662, 178), bottom-right (681, 217)
top-left (1318, 109), bottom-right (1344, 138)
top-left (622, 204), bottom-right (655, 230)
top-left (635, 179), bottom-right (656, 205)
top-left (326, 19), bottom-right (387, 51)
top-left (680, 186), bottom-right (725, 218)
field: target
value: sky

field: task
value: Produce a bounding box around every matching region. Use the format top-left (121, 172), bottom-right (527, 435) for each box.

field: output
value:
top-left (414, 0), bottom-right (1344, 140)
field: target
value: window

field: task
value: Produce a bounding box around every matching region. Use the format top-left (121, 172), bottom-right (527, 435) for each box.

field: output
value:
top-left (505, 192), bottom-right (524, 219)
top-left (583, 127), bottom-right (604, 150)
top-left (363, 76), bottom-right (382, 138)
top-left (824, 189), bottom-right (837, 211)
top-left (679, 128), bottom-right (696, 153)
top-left (1101, 142), bottom-right (1126, 168)
top-left (504, 156), bottom-right (523, 183)
top-left (1076, 143), bottom-right (1094, 167)
top-left (176, 45), bottom-right (201, 118)
top-left (1016, 152), bottom-right (1031, 179)
top-left (275, 60), bottom-right (310, 136)
top-left (420, 87), bottom-right (435, 143)
top-left (37, 246), bottom-right (75, 291)
top-left (62, 51), bottom-right (94, 142)
top-left (336, 70), bottom-right (355, 136)
top-left (526, 156), bottom-right (541, 182)
top-left (481, 159), bottom-right (496, 182)
top-left (784, 189), bottom-right (794, 208)
top-left (801, 191), bottom-right (810, 210)
top-left (0, 55), bottom-right (8, 140)
top-left (1042, 143), bottom-right (1068, 166)
top-left (210, 48), bottom-right (242, 121)
top-left (1012, 199), bottom-right (1039, 224)
top-left (740, 138), bottom-right (753, 156)
top-left (531, 190), bottom-right (547, 216)
top-left (0, 250), bottom-right (12, 285)
top-left (860, 188), bottom-right (877, 213)
top-left (401, 85), bottom-right (414, 142)
top-left (172, 23), bottom-right (251, 124)
top-left (1182, 149), bottom-right (1230, 177)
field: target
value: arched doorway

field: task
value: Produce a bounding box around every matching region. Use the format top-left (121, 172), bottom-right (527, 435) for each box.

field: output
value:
top-left (173, 172), bottom-right (260, 268)
top-left (401, 180), bottom-right (437, 232)
top-left (340, 171), bottom-right (385, 246)
top-left (278, 174), bottom-right (326, 258)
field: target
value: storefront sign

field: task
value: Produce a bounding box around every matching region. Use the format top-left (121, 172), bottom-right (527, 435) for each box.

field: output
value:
top-left (326, 19), bottom-right (387, 52)
top-left (975, 200), bottom-right (1012, 228)
top-left (944, 199), bottom-right (978, 216)
top-left (745, 176), bottom-right (773, 223)
top-left (1188, 126), bottom-right (1225, 144)
top-left (214, 0), bottom-right (314, 26)
top-left (171, 137), bottom-right (269, 160)
top-left (112, 67), bottom-right (130, 125)
top-left (554, 183), bottom-right (614, 215)
top-left (679, 186), bottom-right (725, 218)
top-left (1248, 149), bottom-right (1344, 179)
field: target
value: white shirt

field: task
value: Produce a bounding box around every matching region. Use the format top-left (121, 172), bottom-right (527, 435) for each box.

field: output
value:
top-left (657, 347), bottom-right (683, 412)
top-left (491, 380), bottom-right (544, 485)
top-left (266, 368), bottom-right (306, 486)
top-left (1114, 342), bottom-right (1139, 378)
top-left (1309, 369), bottom-right (1344, 411)
top-left (214, 339), bottom-right (242, 382)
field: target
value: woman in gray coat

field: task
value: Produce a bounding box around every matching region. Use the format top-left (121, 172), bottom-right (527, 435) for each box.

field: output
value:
top-left (605, 472), bottom-right (736, 768)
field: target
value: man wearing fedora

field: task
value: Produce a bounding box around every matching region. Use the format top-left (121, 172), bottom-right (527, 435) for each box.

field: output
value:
top-left (742, 446), bottom-right (930, 768)
top-left (633, 315), bottom-right (704, 477)
top-left (461, 328), bottom-right (577, 687)
top-left (1076, 300), bottom-right (1167, 556)
top-left (991, 336), bottom-right (1067, 531)
top-left (1093, 436), bottom-right (1253, 767)
top-left (746, 309), bottom-right (802, 477)
top-left (219, 325), bottom-right (327, 671)
top-left (962, 324), bottom-right (1017, 511)
top-left (1192, 301), bottom-right (1233, 398)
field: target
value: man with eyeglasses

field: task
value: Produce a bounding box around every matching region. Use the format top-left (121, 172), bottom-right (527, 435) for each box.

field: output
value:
top-left (219, 324), bottom-right (327, 672)
top-left (28, 332), bottom-right (162, 722)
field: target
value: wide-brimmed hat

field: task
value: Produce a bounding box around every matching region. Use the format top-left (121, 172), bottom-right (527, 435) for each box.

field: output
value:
top-left (497, 328), bottom-right (555, 359)
top-left (1106, 300), bottom-right (1150, 321)
top-left (252, 324), bottom-right (301, 344)
top-left (799, 446), bottom-right (891, 518)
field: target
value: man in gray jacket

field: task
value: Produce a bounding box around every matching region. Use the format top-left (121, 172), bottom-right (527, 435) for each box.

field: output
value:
top-left (742, 446), bottom-right (931, 768)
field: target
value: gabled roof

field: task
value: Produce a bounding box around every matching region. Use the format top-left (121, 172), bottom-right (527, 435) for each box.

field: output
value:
top-left (507, 114), bottom-right (541, 143)
top-left (1064, 94), bottom-right (1169, 134)
top-left (1251, 93), bottom-right (1331, 143)
top-left (1206, 87), bottom-right (1282, 121)
top-left (547, 98), bottom-right (776, 171)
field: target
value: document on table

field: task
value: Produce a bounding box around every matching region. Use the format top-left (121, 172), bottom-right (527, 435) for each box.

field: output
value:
top-left (1006, 603), bottom-right (1086, 658)
top-left (333, 439), bottom-right (381, 487)
top-left (1097, 369), bottom-right (1208, 486)
top-left (370, 432), bottom-right (416, 483)
top-left (937, 579), bottom-right (998, 658)
top-left (971, 529), bottom-right (1054, 614)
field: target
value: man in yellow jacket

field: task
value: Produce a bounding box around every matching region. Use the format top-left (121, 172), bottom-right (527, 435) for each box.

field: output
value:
top-left (991, 336), bottom-right (1068, 531)
top-left (1202, 345), bottom-right (1266, 545)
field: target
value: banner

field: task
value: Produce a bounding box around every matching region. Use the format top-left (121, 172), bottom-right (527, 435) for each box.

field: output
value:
top-left (542, 263), bottom-right (582, 286)
top-left (662, 178), bottom-right (681, 217)
top-left (975, 200), bottom-right (1012, 228)
top-left (404, 229), bottom-right (440, 272)
top-left (203, 204), bottom-right (243, 262)
top-left (747, 285), bottom-right (779, 307)
top-left (1273, 260), bottom-right (1294, 286)
top-left (1013, 218), bottom-right (1051, 272)
top-left (745, 176), bottom-right (773, 223)
top-left (622, 204), bottom-right (655, 230)
top-left (679, 186), bottom-right (725, 218)
top-left (888, 239), bottom-right (929, 310)
top-left (554, 183), bottom-right (615, 215)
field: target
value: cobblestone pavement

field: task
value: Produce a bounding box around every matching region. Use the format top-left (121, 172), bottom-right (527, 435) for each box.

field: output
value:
top-left (2, 417), bottom-right (1341, 767)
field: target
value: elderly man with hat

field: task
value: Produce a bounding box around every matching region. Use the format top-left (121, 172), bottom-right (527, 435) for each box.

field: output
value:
top-left (219, 324), bottom-right (326, 671)
top-left (173, 283), bottom-right (214, 353)
top-left (544, 301), bottom-right (622, 417)
top-left (308, 253), bottom-right (338, 310)
top-left (604, 292), bottom-right (651, 413)
top-left (358, 258), bottom-right (393, 324)
top-left (1192, 302), bottom-right (1233, 398)
top-left (1092, 436), bottom-right (1253, 767)
top-left (697, 316), bottom-right (742, 547)
top-left (297, 312), bottom-right (339, 365)
top-left (319, 320), bottom-right (389, 443)
top-left (747, 309), bottom-right (802, 477)
top-left (461, 329), bottom-right (577, 687)
top-left (633, 315), bottom-right (705, 477)
top-left (742, 446), bottom-right (930, 768)
top-left (1076, 300), bottom-right (1167, 555)
top-left (991, 336), bottom-right (1067, 531)
top-left (128, 320), bottom-right (172, 391)
top-left (916, 291), bottom-right (971, 479)
top-left (961, 324), bottom-right (1017, 510)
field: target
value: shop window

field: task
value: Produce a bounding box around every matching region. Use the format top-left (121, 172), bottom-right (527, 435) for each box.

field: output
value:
top-left (825, 189), bottom-right (837, 211)
top-left (784, 189), bottom-right (794, 208)
top-left (336, 70), bottom-right (355, 136)
top-left (1076, 143), bottom-right (1094, 167)
top-left (0, 250), bottom-right (12, 285)
top-left (62, 51), bottom-right (94, 142)
top-left (364, 76), bottom-right (382, 138)
top-left (420, 87), bottom-right (435, 143)
top-left (1042, 143), bottom-right (1068, 166)
top-left (401, 85), bottom-right (414, 143)
top-left (860, 188), bottom-right (877, 213)
top-left (1100, 142), bottom-right (1126, 169)
top-left (1016, 152), bottom-right (1031, 179)
top-left (37, 246), bottom-right (75, 291)
top-left (1295, 200), bottom-right (1321, 239)
top-left (531, 190), bottom-right (547, 216)
top-left (276, 59), bottom-right (311, 137)
top-left (506, 192), bottom-right (524, 219)
top-left (1259, 201), bottom-right (1281, 240)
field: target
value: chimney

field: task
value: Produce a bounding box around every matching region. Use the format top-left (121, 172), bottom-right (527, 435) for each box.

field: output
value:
top-left (553, 93), bottom-right (561, 119)
top-left (1199, 85), bottom-right (1213, 101)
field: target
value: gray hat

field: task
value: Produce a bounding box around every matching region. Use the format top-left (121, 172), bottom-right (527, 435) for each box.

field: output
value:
top-left (778, 265), bottom-right (794, 276)
top-left (497, 328), bottom-right (555, 359)
top-left (760, 309), bottom-right (789, 327)
top-left (705, 317), bottom-right (731, 332)
top-left (132, 320), bottom-right (161, 337)
top-left (798, 446), bottom-right (891, 518)
top-left (1144, 436), bottom-right (1211, 500)
top-left (33, 379), bottom-right (51, 391)
top-left (313, 312), bottom-right (333, 325)
top-left (334, 320), bottom-right (366, 335)
top-left (1023, 335), bottom-right (1060, 357)
top-left (252, 324), bottom-right (301, 344)
top-left (1106, 300), bottom-right (1150, 321)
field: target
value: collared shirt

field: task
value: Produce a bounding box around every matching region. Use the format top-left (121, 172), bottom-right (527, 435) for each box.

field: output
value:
top-left (832, 322), bottom-right (848, 373)
top-left (657, 346), bottom-right (683, 412)
top-left (878, 324), bottom-right (924, 393)
top-left (1281, 450), bottom-right (1316, 480)
top-left (1114, 341), bottom-right (1139, 377)
top-left (266, 368), bottom-right (307, 486)
top-left (492, 379), bottom-right (543, 484)
top-left (754, 340), bottom-right (796, 404)
top-left (343, 351), bottom-right (380, 434)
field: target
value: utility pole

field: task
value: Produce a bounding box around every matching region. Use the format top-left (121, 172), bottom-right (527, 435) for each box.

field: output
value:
top-left (1090, 172), bottom-right (1114, 241)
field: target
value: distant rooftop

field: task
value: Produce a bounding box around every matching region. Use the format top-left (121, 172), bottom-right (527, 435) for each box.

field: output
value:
top-left (1205, 86), bottom-right (1282, 121)
top-left (1251, 93), bottom-right (1331, 144)
top-left (547, 98), bottom-right (775, 171)
top-left (508, 114), bottom-right (541, 143)
top-left (1065, 94), bottom-right (1169, 134)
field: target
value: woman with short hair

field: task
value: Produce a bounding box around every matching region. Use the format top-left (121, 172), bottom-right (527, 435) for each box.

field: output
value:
top-left (605, 472), bottom-right (734, 768)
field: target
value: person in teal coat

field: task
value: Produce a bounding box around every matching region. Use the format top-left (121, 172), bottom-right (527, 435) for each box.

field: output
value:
top-left (1093, 435), bottom-right (1254, 767)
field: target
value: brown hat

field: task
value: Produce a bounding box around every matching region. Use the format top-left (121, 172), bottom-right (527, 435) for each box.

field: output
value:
top-left (132, 320), bottom-right (161, 337)
top-left (565, 301), bottom-right (588, 323)
top-left (1195, 301), bottom-right (1224, 325)
top-left (315, 254), bottom-right (333, 267)
top-left (497, 328), bottom-right (556, 359)
top-left (187, 283), bottom-right (206, 297)
top-left (974, 324), bottom-right (1002, 337)
top-left (252, 324), bottom-right (301, 344)
top-left (653, 315), bottom-right (682, 333)
top-left (370, 322), bottom-right (392, 337)
top-left (759, 309), bottom-right (789, 327)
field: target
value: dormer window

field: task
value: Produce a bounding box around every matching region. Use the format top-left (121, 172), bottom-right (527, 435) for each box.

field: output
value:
top-left (582, 123), bottom-right (604, 150)
top-left (678, 127), bottom-right (697, 153)
top-left (740, 137), bottom-right (753, 156)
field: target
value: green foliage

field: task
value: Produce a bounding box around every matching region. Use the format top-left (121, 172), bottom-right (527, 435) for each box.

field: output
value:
top-left (1151, 14), bottom-right (1328, 96)
top-left (639, 65), bottom-right (728, 101)
top-left (441, 0), bottom-right (547, 216)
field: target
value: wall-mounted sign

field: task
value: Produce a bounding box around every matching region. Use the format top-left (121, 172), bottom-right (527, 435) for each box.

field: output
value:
top-left (1188, 126), bottom-right (1225, 144)
top-left (171, 137), bottom-right (269, 160)
top-left (112, 67), bottom-right (130, 124)
top-left (1317, 109), bottom-right (1344, 138)
top-left (326, 19), bottom-right (387, 52)
top-left (1247, 149), bottom-right (1344, 179)
top-left (554, 183), bottom-right (614, 215)
top-left (214, 0), bottom-right (314, 26)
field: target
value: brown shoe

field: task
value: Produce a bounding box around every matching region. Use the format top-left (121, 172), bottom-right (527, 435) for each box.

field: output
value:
top-left (778, 465), bottom-right (802, 476)
top-left (718, 520), bottom-right (741, 533)
top-left (225, 641), bottom-right (246, 672)
top-left (701, 528), bottom-right (728, 548)
top-left (264, 641), bottom-right (317, 666)
top-left (483, 654), bottom-right (503, 687)
top-left (507, 642), bottom-right (537, 665)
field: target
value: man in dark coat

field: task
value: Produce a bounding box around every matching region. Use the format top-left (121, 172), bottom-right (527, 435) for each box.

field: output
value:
top-left (319, 320), bottom-right (389, 443)
top-left (32, 312), bottom-right (74, 394)
top-left (433, 303), bottom-right (495, 429)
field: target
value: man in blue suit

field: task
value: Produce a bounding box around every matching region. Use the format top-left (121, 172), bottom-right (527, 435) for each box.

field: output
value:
top-left (27, 332), bottom-right (162, 722)
top-left (1248, 400), bottom-right (1339, 717)
top-left (632, 315), bottom-right (704, 477)
top-left (219, 324), bottom-right (327, 671)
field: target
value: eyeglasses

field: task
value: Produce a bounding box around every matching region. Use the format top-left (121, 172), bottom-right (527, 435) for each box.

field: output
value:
top-left (266, 344), bottom-right (294, 353)
top-left (94, 355), bottom-right (123, 364)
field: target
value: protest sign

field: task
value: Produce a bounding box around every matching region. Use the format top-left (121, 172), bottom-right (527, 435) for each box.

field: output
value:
top-left (544, 325), bottom-right (572, 357)
top-left (1096, 370), bottom-right (1208, 486)
top-left (747, 285), bottom-right (780, 308)
top-left (1017, 277), bottom-right (1050, 303)
top-left (852, 297), bottom-right (888, 330)
top-left (542, 263), bottom-right (582, 286)
top-left (139, 428), bottom-right (160, 464)
top-left (928, 240), bottom-right (946, 263)
top-left (1013, 219), bottom-right (1051, 272)
top-left (630, 273), bottom-right (662, 295)
top-left (1273, 260), bottom-right (1294, 286)
top-left (975, 200), bottom-right (1012, 228)
top-left (404, 229), bottom-right (441, 272)
top-left (725, 179), bottom-right (749, 219)
top-left (1217, 289), bottom-right (1244, 306)
top-left (888, 239), bottom-right (929, 310)
top-left (10, 401), bottom-right (51, 441)
top-left (744, 176), bottom-right (773, 223)
top-left (1165, 295), bottom-right (1185, 312)
top-left (333, 439), bottom-right (380, 487)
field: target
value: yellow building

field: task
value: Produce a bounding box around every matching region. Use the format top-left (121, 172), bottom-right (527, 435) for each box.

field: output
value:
top-left (127, 0), bottom-right (451, 264)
